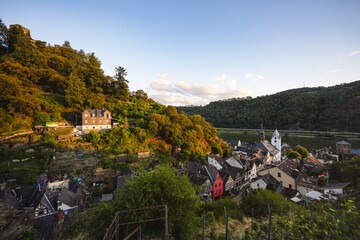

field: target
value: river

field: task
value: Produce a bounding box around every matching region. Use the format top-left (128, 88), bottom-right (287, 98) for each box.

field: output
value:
top-left (217, 128), bottom-right (360, 150)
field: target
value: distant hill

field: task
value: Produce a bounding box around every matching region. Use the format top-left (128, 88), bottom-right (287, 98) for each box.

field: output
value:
top-left (0, 20), bottom-right (230, 159)
top-left (177, 81), bottom-right (360, 132)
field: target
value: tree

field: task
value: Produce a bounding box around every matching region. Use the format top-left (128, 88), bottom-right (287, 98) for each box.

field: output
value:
top-left (114, 66), bottom-right (129, 83)
top-left (287, 149), bottom-right (301, 159)
top-left (111, 66), bottom-right (129, 101)
top-left (0, 18), bottom-right (8, 55)
top-left (296, 146), bottom-right (309, 159)
top-left (240, 189), bottom-right (289, 217)
top-left (63, 166), bottom-right (200, 240)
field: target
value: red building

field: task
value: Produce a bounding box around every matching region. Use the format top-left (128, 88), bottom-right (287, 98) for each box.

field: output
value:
top-left (204, 166), bottom-right (223, 199)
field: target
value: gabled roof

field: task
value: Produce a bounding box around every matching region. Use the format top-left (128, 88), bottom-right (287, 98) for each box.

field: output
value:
top-left (303, 156), bottom-right (324, 166)
top-left (204, 165), bottom-right (219, 183)
top-left (83, 109), bottom-right (110, 117)
top-left (260, 174), bottom-right (280, 191)
top-left (277, 159), bottom-right (300, 179)
top-left (58, 189), bottom-right (78, 207)
top-left (322, 182), bottom-right (351, 189)
top-left (272, 129), bottom-right (281, 139)
top-left (255, 140), bottom-right (279, 156)
top-left (336, 140), bottom-right (350, 145)
top-left (187, 161), bottom-right (204, 175)
top-left (225, 155), bottom-right (243, 169)
top-left (187, 172), bottom-right (210, 186)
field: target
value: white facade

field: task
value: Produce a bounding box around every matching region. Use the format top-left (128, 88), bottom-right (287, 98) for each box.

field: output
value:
top-left (208, 156), bottom-right (223, 171)
top-left (77, 125), bottom-right (112, 130)
top-left (250, 178), bottom-right (267, 190)
top-left (271, 129), bottom-right (281, 159)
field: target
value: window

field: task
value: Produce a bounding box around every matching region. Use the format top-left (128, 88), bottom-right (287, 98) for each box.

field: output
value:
top-left (215, 183), bottom-right (217, 187)
top-left (85, 120), bottom-right (87, 123)
top-left (278, 172), bottom-right (281, 177)
top-left (219, 182), bottom-right (221, 186)
top-left (85, 114), bottom-right (88, 117)
top-left (93, 120), bottom-right (95, 123)
top-left (219, 189), bottom-right (221, 193)
top-left (215, 190), bottom-right (217, 194)
top-left (289, 184), bottom-right (292, 189)
top-left (100, 120), bottom-right (102, 123)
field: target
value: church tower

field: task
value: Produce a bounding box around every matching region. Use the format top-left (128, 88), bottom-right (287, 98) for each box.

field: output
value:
top-left (259, 123), bottom-right (265, 142)
top-left (271, 129), bottom-right (281, 155)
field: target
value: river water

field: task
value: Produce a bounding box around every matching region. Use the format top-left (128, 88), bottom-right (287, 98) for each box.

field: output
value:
top-left (218, 128), bottom-right (360, 150)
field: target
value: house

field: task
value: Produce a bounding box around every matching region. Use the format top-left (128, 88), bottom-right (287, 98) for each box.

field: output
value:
top-left (208, 155), bottom-right (224, 171)
top-left (34, 191), bottom-right (58, 218)
top-left (187, 162), bottom-right (213, 200)
top-left (336, 140), bottom-right (351, 155)
top-left (255, 125), bottom-right (282, 163)
top-left (204, 165), bottom-right (223, 199)
top-left (224, 155), bottom-right (245, 191)
top-left (258, 159), bottom-right (301, 190)
top-left (250, 174), bottom-right (280, 192)
top-left (79, 109), bottom-right (112, 133)
top-left (322, 182), bottom-right (352, 196)
top-left (116, 168), bottom-right (134, 190)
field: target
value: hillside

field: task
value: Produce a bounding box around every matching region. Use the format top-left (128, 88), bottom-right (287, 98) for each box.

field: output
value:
top-left (177, 81), bottom-right (360, 131)
top-left (0, 20), bottom-right (230, 160)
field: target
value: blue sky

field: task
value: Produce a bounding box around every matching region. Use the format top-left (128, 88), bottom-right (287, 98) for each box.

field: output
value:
top-left (1, 0), bottom-right (359, 105)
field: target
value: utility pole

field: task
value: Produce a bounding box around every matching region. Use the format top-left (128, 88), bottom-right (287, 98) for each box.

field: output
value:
top-left (289, 202), bottom-right (294, 224)
top-left (267, 203), bottom-right (272, 240)
top-left (203, 213), bottom-right (205, 240)
top-left (165, 205), bottom-right (168, 240)
top-left (224, 207), bottom-right (228, 240)
top-left (115, 213), bottom-right (119, 240)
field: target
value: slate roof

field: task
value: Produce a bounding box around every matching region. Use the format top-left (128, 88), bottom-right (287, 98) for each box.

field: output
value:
top-left (187, 172), bottom-right (210, 186)
top-left (58, 189), bottom-right (78, 207)
top-left (204, 165), bottom-right (219, 183)
top-left (0, 187), bottom-right (20, 209)
top-left (84, 109), bottom-right (110, 117)
top-left (272, 129), bottom-right (281, 138)
top-left (336, 140), bottom-right (350, 145)
top-left (225, 155), bottom-right (243, 169)
top-left (16, 185), bottom-right (45, 208)
top-left (322, 182), bottom-right (351, 189)
top-left (39, 191), bottom-right (58, 212)
top-left (303, 156), bottom-right (324, 166)
top-left (187, 161), bottom-right (204, 175)
top-left (255, 140), bottom-right (279, 156)
top-left (260, 174), bottom-right (280, 191)
top-left (277, 159), bottom-right (301, 179)
top-left (119, 167), bottom-right (134, 176)
top-left (351, 149), bottom-right (360, 155)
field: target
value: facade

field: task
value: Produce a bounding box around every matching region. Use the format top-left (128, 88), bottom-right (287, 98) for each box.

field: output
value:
top-left (255, 125), bottom-right (282, 163)
top-left (336, 140), bottom-right (351, 155)
top-left (81, 109), bottom-right (112, 133)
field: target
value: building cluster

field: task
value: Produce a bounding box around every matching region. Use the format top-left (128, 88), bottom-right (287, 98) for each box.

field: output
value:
top-left (187, 127), bottom-right (355, 203)
top-left (0, 176), bottom-right (93, 239)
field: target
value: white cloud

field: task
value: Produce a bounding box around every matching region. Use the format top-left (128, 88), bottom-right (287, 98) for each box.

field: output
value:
top-left (244, 73), bottom-right (252, 79)
top-left (257, 75), bottom-right (265, 80)
top-left (348, 50), bottom-right (360, 56)
top-left (157, 73), bottom-right (170, 79)
top-left (147, 74), bottom-right (252, 106)
top-left (325, 69), bottom-right (341, 74)
top-left (150, 79), bottom-right (172, 91)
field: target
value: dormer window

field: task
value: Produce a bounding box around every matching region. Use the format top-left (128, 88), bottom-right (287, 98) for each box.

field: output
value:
top-left (85, 114), bottom-right (88, 117)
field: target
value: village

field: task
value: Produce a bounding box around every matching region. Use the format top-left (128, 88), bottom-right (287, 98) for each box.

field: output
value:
top-left (1, 109), bottom-right (360, 239)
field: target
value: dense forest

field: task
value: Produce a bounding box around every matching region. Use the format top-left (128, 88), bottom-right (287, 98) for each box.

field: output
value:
top-left (0, 20), bottom-right (230, 159)
top-left (177, 81), bottom-right (360, 132)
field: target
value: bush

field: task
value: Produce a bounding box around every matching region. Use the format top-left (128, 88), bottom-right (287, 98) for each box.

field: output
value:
top-left (213, 198), bottom-right (243, 222)
top-left (240, 189), bottom-right (289, 217)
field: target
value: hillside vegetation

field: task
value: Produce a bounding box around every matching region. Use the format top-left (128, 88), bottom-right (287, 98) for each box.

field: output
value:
top-left (177, 81), bottom-right (360, 132)
top-left (0, 20), bottom-right (230, 160)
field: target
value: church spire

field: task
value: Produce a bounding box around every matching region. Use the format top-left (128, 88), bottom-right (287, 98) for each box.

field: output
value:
top-left (259, 122), bottom-right (265, 142)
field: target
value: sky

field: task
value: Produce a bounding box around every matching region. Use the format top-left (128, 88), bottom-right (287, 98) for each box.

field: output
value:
top-left (1, 0), bottom-right (359, 106)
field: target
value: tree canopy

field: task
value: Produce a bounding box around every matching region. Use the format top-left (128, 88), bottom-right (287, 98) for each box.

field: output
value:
top-left (62, 165), bottom-right (200, 239)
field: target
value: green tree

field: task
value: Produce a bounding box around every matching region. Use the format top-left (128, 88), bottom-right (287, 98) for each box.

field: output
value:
top-left (63, 165), bottom-right (200, 239)
top-left (296, 146), bottom-right (309, 158)
top-left (0, 18), bottom-right (8, 55)
top-left (287, 149), bottom-right (301, 159)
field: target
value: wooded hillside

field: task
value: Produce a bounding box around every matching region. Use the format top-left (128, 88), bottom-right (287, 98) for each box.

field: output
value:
top-left (0, 20), bottom-right (230, 159)
top-left (177, 81), bottom-right (360, 131)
